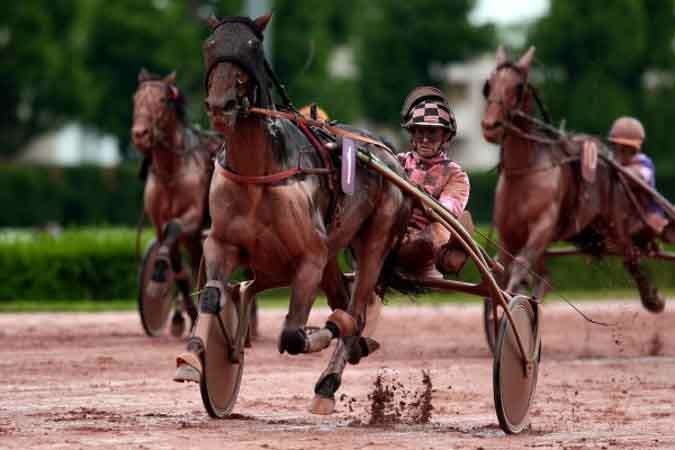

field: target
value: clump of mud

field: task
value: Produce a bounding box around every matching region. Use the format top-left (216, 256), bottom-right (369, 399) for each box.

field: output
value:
top-left (648, 332), bottom-right (663, 356)
top-left (366, 368), bottom-right (433, 426)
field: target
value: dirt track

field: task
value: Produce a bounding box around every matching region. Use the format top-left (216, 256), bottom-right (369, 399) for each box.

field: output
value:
top-left (1, 300), bottom-right (674, 449)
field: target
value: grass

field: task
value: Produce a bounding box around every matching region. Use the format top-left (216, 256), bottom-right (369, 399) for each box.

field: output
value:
top-left (3, 288), bottom-right (672, 313)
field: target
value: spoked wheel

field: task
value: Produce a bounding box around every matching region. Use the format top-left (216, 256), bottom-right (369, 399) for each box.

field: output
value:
top-left (138, 239), bottom-right (178, 337)
top-left (199, 290), bottom-right (245, 418)
top-left (483, 297), bottom-right (503, 354)
top-left (493, 296), bottom-right (541, 434)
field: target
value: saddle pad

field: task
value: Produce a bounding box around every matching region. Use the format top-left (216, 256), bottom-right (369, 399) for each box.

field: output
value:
top-left (341, 137), bottom-right (356, 195)
top-left (581, 140), bottom-right (598, 183)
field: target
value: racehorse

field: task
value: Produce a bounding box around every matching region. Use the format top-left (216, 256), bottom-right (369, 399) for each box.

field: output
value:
top-left (481, 46), bottom-right (665, 313)
top-left (132, 69), bottom-right (221, 334)
top-left (174, 13), bottom-right (412, 414)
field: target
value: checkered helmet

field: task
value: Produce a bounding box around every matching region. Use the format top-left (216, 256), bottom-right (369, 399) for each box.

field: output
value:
top-left (401, 86), bottom-right (456, 138)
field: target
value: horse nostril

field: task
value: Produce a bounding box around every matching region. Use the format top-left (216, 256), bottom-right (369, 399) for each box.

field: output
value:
top-left (133, 127), bottom-right (148, 139)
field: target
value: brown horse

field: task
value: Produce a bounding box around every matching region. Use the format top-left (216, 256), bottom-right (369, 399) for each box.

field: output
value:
top-left (174, 13), bottom-right (411, 413)
top-left (481, 46), bottom-right (665, 313)
top-left (132, 69), bottom-right (221, 332)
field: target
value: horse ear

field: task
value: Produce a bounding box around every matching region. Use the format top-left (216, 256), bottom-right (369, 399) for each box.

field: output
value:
top-left (164, 71), bottom-right (177, 85)
top-left (517, 46), bottom-right (536, 70)
top-left (254, 11), bottom-right (272, 32)
top-left (496, 46), bottom-right (507, 65)
top-left (207, 14), bottom-right (220, 30)
top-left (138, 67), bottom-right (151, 83)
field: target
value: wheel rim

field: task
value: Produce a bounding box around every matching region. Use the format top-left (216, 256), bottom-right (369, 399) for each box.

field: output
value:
top-left (138, 240), bottom-right (175, 337)
top-left (200, 298), bottom-right (244, 418)
top-left (493, 297), bottom-right (539, 434)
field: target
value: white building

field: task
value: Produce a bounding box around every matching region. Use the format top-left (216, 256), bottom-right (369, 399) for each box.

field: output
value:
top-left (15, 123), bottom-right (121, 167)
top-left (442, 55), bottom-right (500, 171)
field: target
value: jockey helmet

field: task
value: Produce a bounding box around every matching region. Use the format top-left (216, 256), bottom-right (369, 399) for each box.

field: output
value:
top-left (401, 86), bottom-right (456, 138)
top-left (608, 116), bottom-right (645, 150)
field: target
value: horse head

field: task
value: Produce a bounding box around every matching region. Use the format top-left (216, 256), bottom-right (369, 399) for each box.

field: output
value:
top-left (481, 46), bottom-right (536, 144)
top-left (203, 13), bottom-right (273, 132)
top-left (132, 69), bottom-right (184, 152)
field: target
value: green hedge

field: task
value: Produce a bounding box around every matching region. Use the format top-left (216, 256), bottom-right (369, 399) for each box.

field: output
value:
top-left (2, 164), bottom-right (675, 226)
top-left (1, 228), bottom-right (673, 301)
top-left (0, 164), bottom-right (144, 227)
top-left (0, 229), bottom-right (143, 301)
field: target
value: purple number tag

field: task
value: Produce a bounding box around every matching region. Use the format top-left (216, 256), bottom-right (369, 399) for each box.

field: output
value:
top-left (341, 137), bottom-right (356, 195)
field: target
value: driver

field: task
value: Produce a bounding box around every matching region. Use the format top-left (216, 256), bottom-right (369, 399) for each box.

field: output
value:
top-left (608, 116), bottom-right (675, 242)
top-left (396, 86), bottom-right (473, 279)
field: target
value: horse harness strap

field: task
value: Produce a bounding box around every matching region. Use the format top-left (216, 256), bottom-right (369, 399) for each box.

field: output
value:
top-left (248, 107), bottom-right (395, 153)
top-left (216, 163), bottom-right (303, 185)
top-left (500, 155), bottom-right (578, 177)
top-left (217, 106), bottom-right (395, 187)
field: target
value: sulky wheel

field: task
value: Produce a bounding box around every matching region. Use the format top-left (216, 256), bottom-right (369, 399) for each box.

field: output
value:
top-left (199, 289), bottom-right (245, 418)
top-left (138, 239), bottom-right (177, 337)
top-left (493, 296), bottom-right (541, 434)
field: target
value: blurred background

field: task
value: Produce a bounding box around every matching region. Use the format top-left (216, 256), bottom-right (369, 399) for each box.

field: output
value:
top-left (1, 0), bottom-right (675, 304)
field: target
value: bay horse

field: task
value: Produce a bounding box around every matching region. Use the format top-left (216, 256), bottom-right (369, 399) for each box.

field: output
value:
top-left (132, 69), bottom-right (222, 333)
top-left (481, 46), bottom-right (665, 313)
top-left (174, 13), bottom-right (412, 414)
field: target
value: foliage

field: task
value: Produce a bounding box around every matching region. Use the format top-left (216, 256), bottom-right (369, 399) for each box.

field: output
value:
top-left (0, 1), bottom-right (87, 159)
top-left (1, 1), bottom-right (493, 158)
top-left (0, 163), bottom-right (144, 227)
top-left (528, 0), bottom-right (675, 165)
top-left (1, 227), bottom-right (674, 302)
top-left (355, 0), bottom-right (495, 125)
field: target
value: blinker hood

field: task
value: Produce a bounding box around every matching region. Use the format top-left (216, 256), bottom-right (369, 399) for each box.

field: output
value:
top-left (203, 17), bottom-right (274, 108)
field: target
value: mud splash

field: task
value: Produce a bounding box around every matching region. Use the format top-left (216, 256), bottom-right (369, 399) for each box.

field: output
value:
top-left (366, 368), bottom-right (433, 426)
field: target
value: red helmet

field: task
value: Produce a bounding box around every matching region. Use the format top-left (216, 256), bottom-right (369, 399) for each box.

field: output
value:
top-left (608, 117), bottom-right (645, 150)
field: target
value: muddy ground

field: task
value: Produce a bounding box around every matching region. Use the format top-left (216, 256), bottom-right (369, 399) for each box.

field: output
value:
top-left (1, 300), bottom-right (674, 449)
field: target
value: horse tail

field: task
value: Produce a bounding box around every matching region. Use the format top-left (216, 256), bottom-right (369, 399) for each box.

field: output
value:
top-left (377, 250), bottom-right (430, 299)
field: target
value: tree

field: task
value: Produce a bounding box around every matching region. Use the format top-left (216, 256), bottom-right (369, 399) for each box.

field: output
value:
top-left (0, 1), bottom-right (87, 159)
top-left (78, 0), bottom-right (240, 156)
top-left (528, 0), bottom-right (675, 166)
top-left (355, 0), bottom-right (495, 125)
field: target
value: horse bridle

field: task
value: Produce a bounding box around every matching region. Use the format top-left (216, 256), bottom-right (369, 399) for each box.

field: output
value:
top-left (483, 62), bottom-right (556, 145)
top-left (134, 80), bottom-right (181, 149)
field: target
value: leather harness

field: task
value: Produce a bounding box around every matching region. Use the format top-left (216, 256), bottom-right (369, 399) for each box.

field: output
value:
top-left (215, 107), bottom-right (394, 186)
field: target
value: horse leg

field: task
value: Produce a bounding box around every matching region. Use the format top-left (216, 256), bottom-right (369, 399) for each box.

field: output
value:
top-left (278, 254), bottom-right (328, 355)
top-left (506, 207), bottom-right (559, 294)
top-left (532, 258), bottom-right (552, 301)
top-left (182, 236), bottom-right (205, 330)
top-left (321, 255), bottom-right (350, 312)
top-left (624, 257), bottom-right (665, 313)
top-left (311, 196), bottom-right (402, 414)
top-left (151, 220), bottom-right (182, 284)
top-left (174, 235), bottom-right (240, 382)
top-left (168, 242), bottom-right (192, 336)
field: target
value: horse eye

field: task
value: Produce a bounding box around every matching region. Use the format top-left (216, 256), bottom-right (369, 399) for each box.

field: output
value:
top-left (482, 80), bottom-right (490, 99)
top-left (516, 82), bottom-right (524, 100)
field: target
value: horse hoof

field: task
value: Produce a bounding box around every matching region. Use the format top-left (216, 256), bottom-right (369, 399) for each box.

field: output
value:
top-left (173, 365), bottom-right (200, 384)
top-left (151, 257), bottom-right (170, 283)
top-left (278, 328), bottom-right (307, 355)
top-left (642, 292), bottom-right (665, 314)
top-left (174, 353), bottom-right (202, 383)
top-left (170, 313), bottom-right (186, 338)
top-left (308, 395), bottom-right (335, 415)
